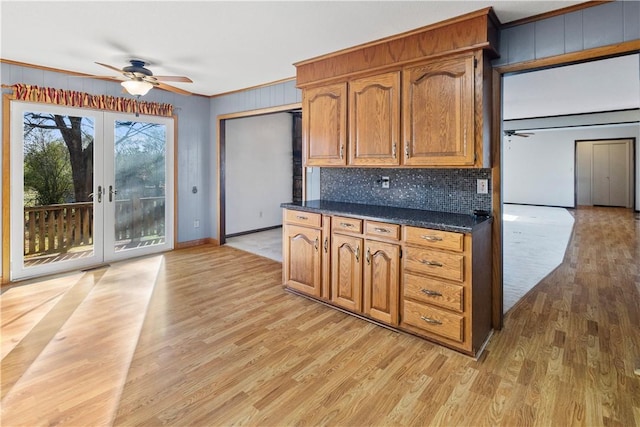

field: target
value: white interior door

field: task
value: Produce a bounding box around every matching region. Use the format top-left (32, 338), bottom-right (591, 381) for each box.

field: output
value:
top-left (592, 141), bottom-right (630, 207)
top-left (10, 103), bottom-right (173, 281)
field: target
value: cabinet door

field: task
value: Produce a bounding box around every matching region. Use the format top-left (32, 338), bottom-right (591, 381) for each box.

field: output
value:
top-left (363, 240), bottom-right (400, 325)
top-left (349, 72), bottom-right (400, 166)
top-left (402, 55), bottom-right (475, 166)
top-left (331, 233), bottom-right (363, 312)
top-left (283, 225), bottom-right (322, 297)
top-left (303, 83), bottom-right (347, 166)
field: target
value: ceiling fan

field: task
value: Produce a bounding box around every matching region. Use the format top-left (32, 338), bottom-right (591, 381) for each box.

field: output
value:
top-left (92, 60), bottom-right (193, 96)
top-left (504, 130), bottom-right (535, 138)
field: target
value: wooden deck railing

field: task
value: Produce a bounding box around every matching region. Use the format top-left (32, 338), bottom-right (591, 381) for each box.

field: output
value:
top-left (24, 197), bottom-right (165, 257)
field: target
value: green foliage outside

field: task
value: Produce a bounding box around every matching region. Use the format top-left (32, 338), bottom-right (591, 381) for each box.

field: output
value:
top-left (23, 131), bottom-right (74, 207)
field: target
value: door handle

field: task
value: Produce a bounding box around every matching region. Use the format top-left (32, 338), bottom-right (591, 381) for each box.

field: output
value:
top-left (97, 185), bottom-right (102, 203)
top-left (109, 185), bottom-right (117, 202)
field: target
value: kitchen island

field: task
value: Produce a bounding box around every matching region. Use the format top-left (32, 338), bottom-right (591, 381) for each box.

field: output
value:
top-left (281, 200), bottom-right (493, 357)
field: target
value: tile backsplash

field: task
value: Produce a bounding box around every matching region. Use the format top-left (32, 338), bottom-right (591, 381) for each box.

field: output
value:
top-left (320, 168), bottom-right (492, 215)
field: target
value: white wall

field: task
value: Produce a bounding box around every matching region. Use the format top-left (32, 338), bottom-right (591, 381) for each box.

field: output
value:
top-left (503, 125), bottom-right (640, 208)
top-left (504, 54), bottom-right (640, 119)
top-left (225, 112), bottom-right (293, 235)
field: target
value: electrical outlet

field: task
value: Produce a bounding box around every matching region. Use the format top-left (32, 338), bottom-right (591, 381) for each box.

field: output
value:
top-left (381, 176), bottom-right (390, 189)
top-left (194, 219), bottom-right (200, 228)
top-left (477, 179), bottom-right (489, 194)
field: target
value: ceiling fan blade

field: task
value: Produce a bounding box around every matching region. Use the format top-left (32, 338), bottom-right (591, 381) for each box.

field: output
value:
top-left (95, 62), bottom-right (125, 74)
top-left (153, 76), bottom-right (193, 83)
top-left (156, 81), bottom-right (192, 96)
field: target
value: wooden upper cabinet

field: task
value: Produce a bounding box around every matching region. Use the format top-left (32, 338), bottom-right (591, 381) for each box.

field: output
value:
top-left (402, 54), bottom-right (476, 166)
top-left (349, 72), bottom-right (401, 166)
top-left (303, 83), bottom-right (347, 166)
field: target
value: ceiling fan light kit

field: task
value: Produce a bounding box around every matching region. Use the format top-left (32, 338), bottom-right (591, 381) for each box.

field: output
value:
top-left (93, 60), bottom-right (193, 97)
top-left (121, 79), bottom-right (154, 96)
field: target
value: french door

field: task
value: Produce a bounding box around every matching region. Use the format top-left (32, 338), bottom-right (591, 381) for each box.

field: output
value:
top-left (10, 102), bottom-right (174, 280)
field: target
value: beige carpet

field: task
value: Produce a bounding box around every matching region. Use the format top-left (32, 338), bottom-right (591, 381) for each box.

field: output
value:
top-left (502, 204), bottom-right (575, 313)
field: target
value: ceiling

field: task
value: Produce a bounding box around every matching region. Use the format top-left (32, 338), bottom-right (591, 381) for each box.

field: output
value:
top-left (1, 1), bottom-right (589, 97)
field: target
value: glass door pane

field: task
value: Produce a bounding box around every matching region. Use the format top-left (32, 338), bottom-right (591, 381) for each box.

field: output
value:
top-left (104, 115), bottom-right (173, 260)
top-left (11, 103), bottom-right (104, 280)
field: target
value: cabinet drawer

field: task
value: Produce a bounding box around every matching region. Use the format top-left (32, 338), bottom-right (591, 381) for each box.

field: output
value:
top-left (404, 227), bottom-right (464, 252)
top-left (404, 273), bottom-right (463, 312)
top-left (285, 210), bottom-right (322, 227)
top-left (332, 216), bottom-right (363, 234)
top-left (365, 221), bottom-right (400, 240)
top-left (404, 247), bottom-right (464, 282)
top-left (403, 299), bottom-right (464, 342)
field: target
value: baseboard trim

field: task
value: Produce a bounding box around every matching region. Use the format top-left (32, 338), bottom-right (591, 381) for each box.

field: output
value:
top-left (226, 225), bottom-right (282, 239)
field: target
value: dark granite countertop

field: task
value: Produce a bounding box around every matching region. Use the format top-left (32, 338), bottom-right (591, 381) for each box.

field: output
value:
top-left (281, 200), bottom-right (492, 233)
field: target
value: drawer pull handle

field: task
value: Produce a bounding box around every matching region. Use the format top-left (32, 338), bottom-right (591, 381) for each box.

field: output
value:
top-left (420, 316), bottom-right (442, 325)
top-left (374, 227), bottom-right (390, 233)
top-left (296, 215), bottom-right (308, 220)
top-left (420, 260), bottom-right (443, 267)
top-left (420, 235), bottom-right (442, 242)
top-left (340, 222), bottom-right (355, 228)
top-left (420, 289), bottom-right (442, 297)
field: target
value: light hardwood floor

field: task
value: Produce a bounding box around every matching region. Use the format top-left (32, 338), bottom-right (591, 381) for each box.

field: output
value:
top-left (1, 207), bottom-right (639, 426)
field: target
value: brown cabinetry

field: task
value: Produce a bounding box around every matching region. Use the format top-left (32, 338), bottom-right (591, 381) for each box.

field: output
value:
top-left (331, 232), bottom-right (363, 311)
top-left (363, 238), bottom-right (400, 325)
top-left (302, 53), bottom-right (484, 168)
top-left (302, 83), bottom-right (347, 166)
top-left (283, 210), bottom-right (330, 299)
top-left (349, 71), bottom-right (401, 166)
top-left (295, 9), bottom-right (497, 169)
top-left (402, 54), bottom-right (475, 166)
top-left (282, 207), bottom-right (492, 357)
top-left (400, 223), bottom-right (492, 355)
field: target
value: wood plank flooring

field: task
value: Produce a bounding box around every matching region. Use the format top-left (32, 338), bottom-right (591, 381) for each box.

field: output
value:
top-left (1, 206), bottom-right (639, 426)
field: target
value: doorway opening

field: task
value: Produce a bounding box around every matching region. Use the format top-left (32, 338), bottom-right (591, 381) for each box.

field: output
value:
top-left (216, 103), bottom-right (303, 261)
top-left (499, 54), bottom-right (639, 316)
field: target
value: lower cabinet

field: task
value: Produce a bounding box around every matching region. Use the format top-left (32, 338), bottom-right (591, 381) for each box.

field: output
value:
top-left (363, 239), bottom-right (400, 325)
top-left (282, 208), bottom-right (492, 357)
top-left (282, 210), bottom-right (330, 299)
top-left (331, 233), bottom-right (363, 311)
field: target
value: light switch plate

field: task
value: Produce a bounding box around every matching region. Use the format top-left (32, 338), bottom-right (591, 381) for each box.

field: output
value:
top-left (477, 179), bottom-right (488, 194)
